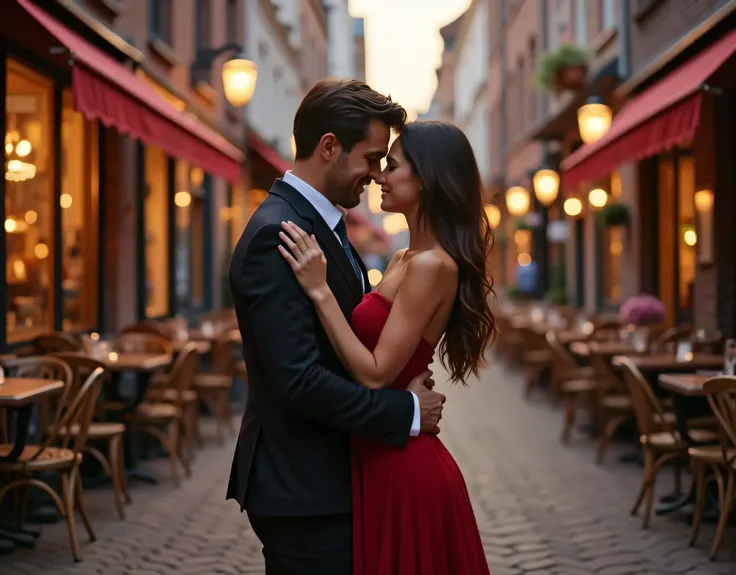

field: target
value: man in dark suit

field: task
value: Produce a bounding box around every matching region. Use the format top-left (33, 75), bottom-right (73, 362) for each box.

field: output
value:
top-left (227, 80), bottom-right (446, 574)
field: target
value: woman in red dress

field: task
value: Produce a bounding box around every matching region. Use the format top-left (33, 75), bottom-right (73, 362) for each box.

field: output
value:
top-left (278, 120), bottom-right (495, 575)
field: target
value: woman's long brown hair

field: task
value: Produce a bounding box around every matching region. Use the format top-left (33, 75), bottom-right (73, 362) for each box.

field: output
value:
top-left (398, 121), bottom-right (496, 384)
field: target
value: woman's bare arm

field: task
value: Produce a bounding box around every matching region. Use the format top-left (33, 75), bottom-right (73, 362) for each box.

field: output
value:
top-left (278, 222), bottom-right (452, 389)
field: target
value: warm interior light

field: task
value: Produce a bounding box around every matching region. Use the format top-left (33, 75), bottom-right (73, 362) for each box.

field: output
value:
top-left (222, 56), bottom-right (258, 107)
top-left (532, 169), bottom-right (560, 206)
top-left (60, 193), bottom-right (73, 209)
top-left (484, 204), bottom-right (501, 228)
top-left (683, 226), bottom-right (697, 247)
top-left (367, 269), bottom-right (383, 287)
top-left (506, 186), bottom-right (530, 217)
top-left (34, 242), bottom-right (49, 259)
top-left (174, 191), bottom-right (192, 208)
top-left (24, 210), bottom-right (37, 224)
top-left (15, 139), bottom-right (31, 157)
top-left (578, 99), bottom-right (613, 144)
top-left (694, 189), bottom-right (714, 213)
top-left (588, 188), bottom-right (608, 209)
top-left (563, 197), bottom-right (583, 217)
top-left (220, 206), bottom-right (233, 221)
top-left (517, 253), bottom-right (532, 267)
top-left (4, 218), bottom-right (17, 233)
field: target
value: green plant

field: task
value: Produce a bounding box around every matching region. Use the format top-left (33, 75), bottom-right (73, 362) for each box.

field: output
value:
top-left (515, 217), bottom-right (540, 231)
top-left (597, 202), bottom-right (631, 227)
top-left (506, 285), bottom-right (522, 301)
top-left (495, 227), bottom-right (508, 246)
top-left (535, 43), bottom-right (589, 92)
top-left (544, 256), bottom-right (567, 304)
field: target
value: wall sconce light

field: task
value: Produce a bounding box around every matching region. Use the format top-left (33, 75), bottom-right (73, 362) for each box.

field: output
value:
top-left (563, 197), bottom-right (583, 217)
top-left (577, 96), bottom-right (613, 144)
top-left (694, 188), bottom-right (714, 264)
top-left (506, 186), bottom-right (530, 217)
top-left (588, 188), bottom-right (608, 209)
top-left (532, 168), bottom-right (560, 207)
top-left (484, 204), bottom-right (502, 228)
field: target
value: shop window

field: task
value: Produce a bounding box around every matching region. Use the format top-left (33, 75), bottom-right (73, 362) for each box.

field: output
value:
top-left (144, 145), bottom-right (170, 318)
top-left (5, 59), bottom-right (54, 342)
top-left (174, 160), bottom-right (192, 311)
top-left (677, 156), bottom-right (696, 314)
top-left (61, 90), bottom-right (99, 332)
top-left (601, 171), bottom-right (622, 305)
top-left (657, 150), bottom-right (695, 325)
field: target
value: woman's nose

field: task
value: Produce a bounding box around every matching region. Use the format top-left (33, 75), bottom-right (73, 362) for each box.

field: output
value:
top-left (375, 170), bottom-right (386, 184)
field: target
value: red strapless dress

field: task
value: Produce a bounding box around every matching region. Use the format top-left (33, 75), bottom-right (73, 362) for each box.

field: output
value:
top-left (351, 292), bottom-right (490, 575)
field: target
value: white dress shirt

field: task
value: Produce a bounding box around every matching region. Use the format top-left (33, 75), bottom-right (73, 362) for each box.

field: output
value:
top-left (283, 171), bottom-right (421, 437)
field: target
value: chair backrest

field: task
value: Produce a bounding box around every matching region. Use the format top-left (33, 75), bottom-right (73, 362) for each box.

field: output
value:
top-left (651, 324), bottom-right (693, 354)
top-left (38, 367), bottom-right (106, 460)
top-left (546, 329), bottom-right (577, 370)
top-left (617, 356), bottom-right (674, 442)
top-left (47, 352), bottom-right (107, 403)
top-left (114, 332), bottom-right (173, 355)
top-left (120, 321), bottom-right (168, 339)
top-left (211, 331), bottom-right (238, 376)
top-left (589, 320), bottom-right (622, 342)
top-left (1, 356), bottom-right (74, 430)
top-left (589, 342), bottom-right (625, 394)
top-left (164, 343), bottom-right (199, 409)
top-left (703, 376), bottom-right (736, 465)
top-left (32, 332), bottom-right (81, 354)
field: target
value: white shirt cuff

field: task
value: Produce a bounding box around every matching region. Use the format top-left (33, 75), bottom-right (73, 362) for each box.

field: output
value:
top-left (409, 392), bottom-right (421, 437)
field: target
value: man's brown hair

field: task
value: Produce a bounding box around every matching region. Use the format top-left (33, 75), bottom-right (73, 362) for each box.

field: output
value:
top-left (292, 79), bottom-right (407, 161)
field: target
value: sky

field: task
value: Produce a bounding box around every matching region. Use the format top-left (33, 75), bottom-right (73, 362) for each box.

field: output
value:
top-left (348, 0), bottom-right (472, 119)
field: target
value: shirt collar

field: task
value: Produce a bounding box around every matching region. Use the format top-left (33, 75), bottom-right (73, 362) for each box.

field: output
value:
top-left (283, 171), bottom-right (343, 231)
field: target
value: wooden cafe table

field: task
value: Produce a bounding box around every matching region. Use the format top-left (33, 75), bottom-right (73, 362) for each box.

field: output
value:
top-left (0, 377), bottom-right (64, 554)
top-left (612, 353), bottom-right (724, 373)
top-left (658, 373), bottom-right (711, 397)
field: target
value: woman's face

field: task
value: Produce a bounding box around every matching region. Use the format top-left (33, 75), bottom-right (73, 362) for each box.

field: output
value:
top-left (376, 139), bottom-right (422, 215)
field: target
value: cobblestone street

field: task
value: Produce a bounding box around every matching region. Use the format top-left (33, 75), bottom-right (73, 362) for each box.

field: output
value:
top-left (2, 357), bottom-right (735, 575)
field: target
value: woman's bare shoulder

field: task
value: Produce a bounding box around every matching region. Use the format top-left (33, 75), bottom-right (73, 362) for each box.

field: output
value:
top-left (406, 247), bottom-right (457, 285)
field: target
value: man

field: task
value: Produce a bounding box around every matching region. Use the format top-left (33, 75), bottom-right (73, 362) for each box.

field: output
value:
top-left (226, 79), bottom-right (446, 574)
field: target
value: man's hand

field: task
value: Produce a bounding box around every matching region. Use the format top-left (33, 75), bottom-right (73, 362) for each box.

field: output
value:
top-left (406, 371), bottom-right (445, 435)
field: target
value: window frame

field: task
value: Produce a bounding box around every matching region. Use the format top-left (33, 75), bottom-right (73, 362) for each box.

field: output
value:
top-left (149, 0), bottom-right (174, 48)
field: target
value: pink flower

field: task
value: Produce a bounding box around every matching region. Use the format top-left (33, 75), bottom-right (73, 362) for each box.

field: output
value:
top-left (619, 294), bottom-right (666, 326)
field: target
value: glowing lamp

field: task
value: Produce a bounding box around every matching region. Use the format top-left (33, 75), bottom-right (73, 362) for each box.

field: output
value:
top-left (222, 56), bottom-right (258, 107)
top-left (577, 97), bottom-right (612, 144)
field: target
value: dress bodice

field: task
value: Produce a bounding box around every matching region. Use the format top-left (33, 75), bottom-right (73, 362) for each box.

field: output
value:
top-left (351, 292), bottom-right (435, 391)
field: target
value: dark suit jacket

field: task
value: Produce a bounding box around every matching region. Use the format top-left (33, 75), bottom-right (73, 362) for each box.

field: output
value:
top-left (226, 179), bottom-right (414, 517)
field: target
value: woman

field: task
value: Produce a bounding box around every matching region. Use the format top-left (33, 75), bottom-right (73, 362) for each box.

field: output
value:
top-left (278, 120), bottom-right (495, 574)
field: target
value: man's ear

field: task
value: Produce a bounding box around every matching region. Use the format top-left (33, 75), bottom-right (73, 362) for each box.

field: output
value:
top-left (317, 133), bottom-right (342, 161)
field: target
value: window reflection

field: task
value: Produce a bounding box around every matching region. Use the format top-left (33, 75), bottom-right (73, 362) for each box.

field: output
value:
top-left (144, 145), bottom-right (170, 318)
top-left (5, 59), bottom-right (54, 341)
top-left (174, 160), bottom-right (192, 310)
top-left (61, 90), bottom-right (99, 332)
top-left (677, 156), bottom-right (695, 312)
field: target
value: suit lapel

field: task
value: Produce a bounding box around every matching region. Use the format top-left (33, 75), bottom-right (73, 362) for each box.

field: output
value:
top-left (270, 180), bottom-right (364, 300)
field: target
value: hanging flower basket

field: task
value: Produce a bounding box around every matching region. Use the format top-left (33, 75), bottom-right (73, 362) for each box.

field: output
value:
top-left (535, 43), bottom-right (589, 94)
top-left (597, 202), bottom-right (631, 227)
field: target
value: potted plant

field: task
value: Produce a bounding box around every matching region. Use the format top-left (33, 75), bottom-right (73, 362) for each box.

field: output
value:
top-left (535, 43), bottom-right (589, 94)
top-left (597, 202), bottom-right (631, 227)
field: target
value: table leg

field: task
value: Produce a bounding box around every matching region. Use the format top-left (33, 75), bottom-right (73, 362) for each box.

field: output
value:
top-left (0, 404), bottom-right (32, 462)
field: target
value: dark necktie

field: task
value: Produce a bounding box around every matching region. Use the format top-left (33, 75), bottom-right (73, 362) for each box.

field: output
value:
top-left (334, 218), bottom-right (363, 285)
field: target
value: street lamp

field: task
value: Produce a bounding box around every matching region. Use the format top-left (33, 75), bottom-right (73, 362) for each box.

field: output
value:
top-left (588, 188), bottom-right (608, 209)
top-left (577, 96), bottom-right (612, 144)
top-left (563, 197), bottom-right (583, 217)
top-left (192, 43), bottom-right (258, 107)
top-left (532, 168), bottom-right (560, 206)
top-left (506, 186), bottom-right (530, 217)
top-left (484, 204), bottom-right (501, 229)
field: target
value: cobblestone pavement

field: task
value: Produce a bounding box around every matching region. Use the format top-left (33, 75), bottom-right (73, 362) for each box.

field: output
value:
top-left (2, 358), bottom-right (735, 574)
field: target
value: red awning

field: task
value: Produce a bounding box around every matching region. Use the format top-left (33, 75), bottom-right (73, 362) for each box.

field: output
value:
top-left (249, 131), bottom-right (292, 176)
top-left (561, 28), bottom-right (736, 190)
top-left (17, 0), bottom-right (243, 185)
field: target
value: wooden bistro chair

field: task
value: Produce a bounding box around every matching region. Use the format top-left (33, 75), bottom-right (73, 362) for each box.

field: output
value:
top-left (588, 343), bottom-right (634, 465)
top-left (192, 331), bottom-right (239, 444)
top-left (130, 342), bottom-right (198, 487)
top-left (520, 325), bottom-right (552, 399)
top-left (617, 357), bottom-right (717, 528)
top-left (49, 352), bottom-right (131, 519)
top-left (688, 376), bottom-right (736, 560)
top-left (0, 367), bottom-right (106, 562)
top-left (32, 331), bottom-right (81, 354)
top-left (545, 330), bottom-right (597, 442)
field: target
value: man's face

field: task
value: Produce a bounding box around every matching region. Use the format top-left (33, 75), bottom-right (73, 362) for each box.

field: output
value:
top-left (324, 118), bottom-right (390, 209)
